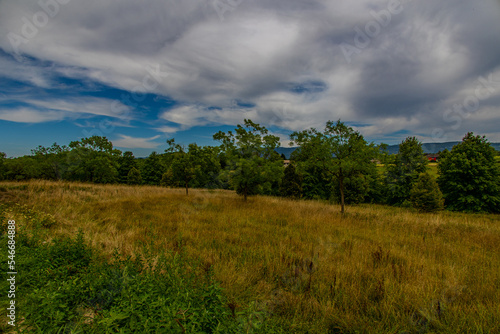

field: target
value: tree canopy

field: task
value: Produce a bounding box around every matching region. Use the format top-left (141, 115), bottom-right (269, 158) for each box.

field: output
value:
top-left (213, 119), bottom-right (283, 200)
top-left (290, 120), bottom-right (376, 213)
top-left (438, 132), bottom-right (500, 213)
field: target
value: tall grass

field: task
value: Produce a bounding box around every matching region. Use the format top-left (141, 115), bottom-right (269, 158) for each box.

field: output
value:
top-left (1, 180), bottom-right (499, 333)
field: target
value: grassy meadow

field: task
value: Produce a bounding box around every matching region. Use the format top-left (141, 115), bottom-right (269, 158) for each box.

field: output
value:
top-left (1, 180), bottom-right (500, 333)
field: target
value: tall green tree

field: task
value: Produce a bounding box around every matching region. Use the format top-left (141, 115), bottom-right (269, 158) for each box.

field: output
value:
top-left (67, 136), bottom-right (121, 183)
top-left (118, 151), bottom-right (137, 184)
top-left (0, 152), bottom-right (6, 180)
top-left (31, 143), bottom-right (69, 180)
top-left (213, 119), bottom-right (283, 201)
top-left (290, 120), bottom-right (376, 213)
top-left (384, 137), bottom-right (428, 205)
top-left (437, 133), bottom-right (500, 213)
top-left (189, 145), bottom-right (222, 189)
top-left (166, 140), bottom-right (202, 195)
top-left (280, 163), bottom-right (303, 199)
top-left (141, 152), bottom-right (165, 186)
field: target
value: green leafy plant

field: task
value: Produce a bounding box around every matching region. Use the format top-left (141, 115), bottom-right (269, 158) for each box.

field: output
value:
top-left (410, 173), bottom-right (444, 213)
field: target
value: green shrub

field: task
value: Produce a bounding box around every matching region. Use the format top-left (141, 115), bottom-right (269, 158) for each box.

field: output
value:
top-left (410, 173), bottom-right (444, 213)
top-left (1, 224), bottom-right (283, 333)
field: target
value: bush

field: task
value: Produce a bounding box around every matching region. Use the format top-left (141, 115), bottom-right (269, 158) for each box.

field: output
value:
top-left (410, 173), bottom-right (444, 213)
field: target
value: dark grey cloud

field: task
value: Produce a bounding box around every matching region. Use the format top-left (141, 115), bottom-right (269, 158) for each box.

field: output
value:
top-left (1, 0), bottom-right (500, 143)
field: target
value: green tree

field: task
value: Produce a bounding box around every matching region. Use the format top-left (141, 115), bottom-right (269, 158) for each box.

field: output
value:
top-left (160, 169), bottom-right (177, 187)
top-left (0, 152), bottom-right (6, 180)
top-left (127, 167), bottom-right (142, 185)
top-left (4, 156), bottom-right (40, 180)
top-left (31, 143), bottom-right (69, 180)
top-left (437, 133), bottom-right (500, 213)
top-left (141, 152), bottom-right (165, 186)
top-left (166, 140), bottom-right (201, 195)
top-left (118, 151), bottom-right (137, 184)
top-left (189, 145), bottom-right (222, 189)
top-left (213, 119), bottom-right (283, 201)
top-left (377, 143), bottom-right (391, 165)
top-left (280, 163), bottom-right (303, 198)
top-left (385, 137), bottom-right (428, 205)
top-left (290, 120), bottom-right (376, 213)
top-left (66, 136), bottom-right (120, 183)
top-left (410, 173), bottom-right (444, 212)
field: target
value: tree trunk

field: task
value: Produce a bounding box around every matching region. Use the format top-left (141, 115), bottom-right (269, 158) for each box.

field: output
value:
top-left (244, 186), bottom-right (248, 201)
top-left (339, 170), bottom-right (345, 214)
top-left (185, 181), bottom-right (188, 195)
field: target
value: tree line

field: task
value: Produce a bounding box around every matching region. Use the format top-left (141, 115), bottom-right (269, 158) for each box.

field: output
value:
top-left (1, 120), bottom-right (499, 213)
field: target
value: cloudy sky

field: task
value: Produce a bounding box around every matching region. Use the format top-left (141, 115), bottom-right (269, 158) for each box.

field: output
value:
top-left (1, 0), bottom-right (500, 157)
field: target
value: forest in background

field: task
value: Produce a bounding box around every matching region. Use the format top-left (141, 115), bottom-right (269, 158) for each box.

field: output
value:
top-left (1, 119), bottom-right (499, 213)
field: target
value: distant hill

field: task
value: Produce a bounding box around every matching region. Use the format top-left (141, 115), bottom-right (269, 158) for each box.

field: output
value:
top-left (275, 142), bottom-right (500, 159)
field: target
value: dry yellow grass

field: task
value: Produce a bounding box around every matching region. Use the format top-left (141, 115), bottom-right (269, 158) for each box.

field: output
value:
top-left (2, 180), bottom-right (499, 333)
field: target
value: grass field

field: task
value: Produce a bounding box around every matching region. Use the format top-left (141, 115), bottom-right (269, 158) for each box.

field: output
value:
top-left (1, 180), bottom-right (500, 333)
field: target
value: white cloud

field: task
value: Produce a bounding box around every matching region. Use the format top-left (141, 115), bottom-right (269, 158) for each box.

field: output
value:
top-left (0, 97), bottom-right (133, 124)
top-left (112, 134), bottom-right (162, 149)
top-left (154, 125), bottom-right (181, 134)
top-left (0, 107), bottom-right (65, 123)
top-left (1, 0), bottom-right (500, 143)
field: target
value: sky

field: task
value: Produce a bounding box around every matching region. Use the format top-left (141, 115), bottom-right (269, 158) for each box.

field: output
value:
top-left (1, 0), bottom-right (500, 158)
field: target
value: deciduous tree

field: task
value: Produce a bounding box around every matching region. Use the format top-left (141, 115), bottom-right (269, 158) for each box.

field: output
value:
top-left (214, 119), bottom-right (283, 201)
top-left (165, 140), bottom-right (201, 195)
top-left (127, 167), bottom-right (142, 185)
top-left (437, 133), bottom-right (500, 213)
top-left (280, 163), bottom-right (303, 199)
top-left (384, 137), bottom-right (428, 205)
top-left (291, 120), bottom-right (376, 213)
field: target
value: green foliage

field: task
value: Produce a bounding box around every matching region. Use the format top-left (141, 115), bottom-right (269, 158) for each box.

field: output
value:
top-left (118, 151), bottom-right (138, 183)
top-left (290, 120), bottom-right (376, 212)
top-left (214, 119), bottom-right (283, 200)
top-left (0, 152), bottom-right (6, 180)
top-left (296, 164), bottom-right (332, 200)
top-left (140, 151), bottom-right (165, 185)
top-left (30, 143), bottom-right (69, 180)
top-left (165, 140), bottom-right (212, 195)
top-left (437, 133), bottom-right (500, 213)
top-left (0, 221), bottom-right (282, 333)
top-left (280, 163), bottom-right (303, 198)
top-left (410, 173), bottom-right (444, 212)
top-left (192, 145), bottom-right (222, 189)
top-left (66, 137), bottom-right (120, 183)
top-left (385, 137), bottom-right (428, 205)
top-left (126, 167), bottom-right (142, 185)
